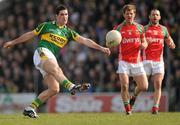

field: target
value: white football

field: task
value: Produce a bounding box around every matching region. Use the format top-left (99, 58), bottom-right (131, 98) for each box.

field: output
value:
top-left (106, 30), bottom-right (122, 48)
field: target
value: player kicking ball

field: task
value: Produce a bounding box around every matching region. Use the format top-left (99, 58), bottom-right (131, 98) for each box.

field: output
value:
top-left (3, 4), bottom-right (110, 118)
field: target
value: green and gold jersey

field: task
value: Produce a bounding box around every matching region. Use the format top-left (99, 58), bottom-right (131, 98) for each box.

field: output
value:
top-left (33, 21), bottom-right (79, 57)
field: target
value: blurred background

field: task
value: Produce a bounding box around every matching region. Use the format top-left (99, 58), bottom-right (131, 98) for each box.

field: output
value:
top-left (0, 0), bottom-right (179, 113)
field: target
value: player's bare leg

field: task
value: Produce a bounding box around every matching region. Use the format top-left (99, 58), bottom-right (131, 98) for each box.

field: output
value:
top-left (130, 74), bottom-right (148, 109)
top-left (23, 75), bottom-right (59, 118)
top-left (152, 73), bottom-right (164, 114)
top-left (23, 59), bottom-right (90, 118)
top-left (119, 73), bottom-right (131, 115)
top-left (43, 59), bottom-right (90, 94)
top-left (38, 75), bottom-right (60, 102)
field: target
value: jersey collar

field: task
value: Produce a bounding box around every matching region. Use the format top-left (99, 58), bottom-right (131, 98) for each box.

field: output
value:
top-left (54, 21), bottom-right (66, 28)
top-left (149, 21), bottom-right (159, 26)
top-left (123, 20), bottom-right (136, 25)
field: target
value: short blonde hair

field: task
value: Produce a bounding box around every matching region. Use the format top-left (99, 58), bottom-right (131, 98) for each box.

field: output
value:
top-left (122, 4), bottom-right (136, 14)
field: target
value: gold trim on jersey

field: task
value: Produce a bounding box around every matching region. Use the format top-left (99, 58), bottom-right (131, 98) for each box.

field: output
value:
top-left (58, 25), bottom-right (66, 29)
top-left (41, 33), bottom-right (68, 48)
top-left (33, 30), bottom-right (38, 35)
top-left (73, 35), bottom-right (79, 41)
top-left (33, 24), bottom-right (46, 35)
top-left (72, 33), bottom-right (79, 41)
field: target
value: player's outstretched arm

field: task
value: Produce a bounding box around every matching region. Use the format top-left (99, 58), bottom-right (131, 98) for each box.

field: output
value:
top-left (165, 36), bottom-right (176, 49)
top-left (76, 35), bottom-right (111, 56)
top-left (3, 31), bottom-right (36, 48)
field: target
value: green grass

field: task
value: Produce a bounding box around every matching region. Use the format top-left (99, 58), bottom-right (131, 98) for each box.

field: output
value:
top-left (0, 112), bottom-right (180, 125)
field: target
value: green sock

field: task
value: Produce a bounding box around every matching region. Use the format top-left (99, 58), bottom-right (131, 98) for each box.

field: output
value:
top-left (30, 98), bottom-right (43, 109)
top-left (124, 101), bottom-right (129, 106)
top-left (62, 80), bottom-right (74, 90)
top-left (154, 104), bottom-right (159, 108)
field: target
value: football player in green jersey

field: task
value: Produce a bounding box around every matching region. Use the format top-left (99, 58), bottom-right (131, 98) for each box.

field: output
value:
top-left (3, 4), bottom-right (110, 118)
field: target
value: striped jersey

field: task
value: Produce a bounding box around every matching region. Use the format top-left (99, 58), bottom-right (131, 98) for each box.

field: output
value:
top-left (114, 21), bottom-right (144, 63)
top-left (33, 21), bottom-right (79, 57)
top-left (143, 23), bottom-right (169, 61)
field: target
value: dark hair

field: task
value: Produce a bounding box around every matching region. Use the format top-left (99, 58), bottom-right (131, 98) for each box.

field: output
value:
top-left (150, 9), bottom-right (160, 15)
top-left (122, 4), bottom-right (136, 14)
top-left (55, 4), bottom-right (67, 15)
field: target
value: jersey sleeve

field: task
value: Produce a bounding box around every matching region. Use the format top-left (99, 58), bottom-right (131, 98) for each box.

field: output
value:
top-left (137, 24), bottom-right (145, 40)
top-left (68, 29), bottom-right (80, 41)
top-left (113, 24), bottom-right (122, 31)
top-left (162, 26), bottom-right (169, 39)
top-left (144, 24), bottom-right (149, 32)
top-left (113, 25), bottom-right (118, 30)
top-left (141, 26), bottom-right (145, 39)
top-left (33, 22), bottom-right (47, 36)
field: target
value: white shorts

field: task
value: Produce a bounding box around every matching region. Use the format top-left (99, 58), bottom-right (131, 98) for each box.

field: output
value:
top-left (33, 47), bottom-right (57, 77)
top-left (143, 60), bottom-right (164, 75)
top-left (117, 61), bottom-right (145, 76)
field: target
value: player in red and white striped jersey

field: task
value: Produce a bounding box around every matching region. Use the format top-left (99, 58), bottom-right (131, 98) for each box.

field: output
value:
top-left (114, 4), bottom-right (148, 115)
top-left (143, 9), bottom-right (175, 114)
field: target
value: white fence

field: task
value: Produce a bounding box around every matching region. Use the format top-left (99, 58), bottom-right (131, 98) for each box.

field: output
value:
top-left (0, 92), bottom-right (168, 113)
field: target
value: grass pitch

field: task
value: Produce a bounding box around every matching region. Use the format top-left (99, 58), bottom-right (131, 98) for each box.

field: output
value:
top-left (0, 112), bottom-right (179, 125)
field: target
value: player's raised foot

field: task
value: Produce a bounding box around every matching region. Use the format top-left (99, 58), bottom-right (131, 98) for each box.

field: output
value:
top-left (125, 104), bottom-right (132, 115)
top-left (23, 107), bottom-right (39, 118)
top-left (152, 106), bottom-right (159, 114)
top-left (129, 95), bottom-right (136, 109)
top-left (70, 83), bottom-right (91, 95)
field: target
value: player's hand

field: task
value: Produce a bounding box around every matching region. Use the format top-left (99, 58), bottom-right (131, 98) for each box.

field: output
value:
top-left (3, 41), bottom-right (14, 48)
top-left (101, 47), bottom-right (111, 56)
top-left (168, 42), bottom-right (176, 49)
top-left (140, 42), bottom-right (148, 49)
